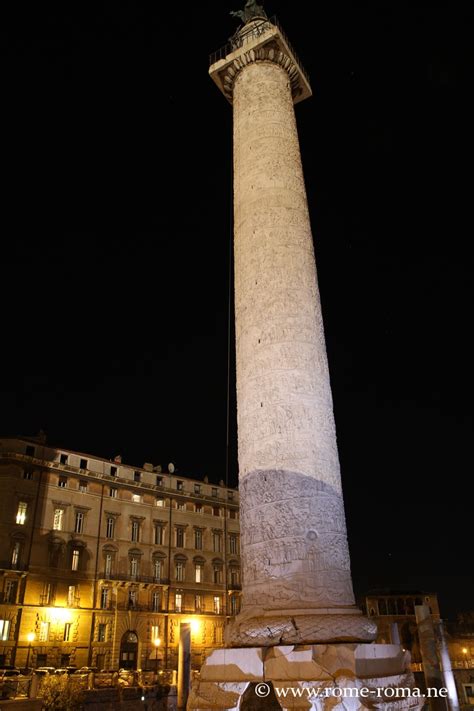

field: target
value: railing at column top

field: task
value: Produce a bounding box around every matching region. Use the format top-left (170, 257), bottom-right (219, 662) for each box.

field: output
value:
top-left (209, 15), bottom-right (310, 87)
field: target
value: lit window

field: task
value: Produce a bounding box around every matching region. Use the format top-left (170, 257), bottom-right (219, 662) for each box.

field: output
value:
top-left (67, 586), bottom-right (76, 607)
top-left (79, 480), bottom-right (87, 493)
top-left (151, 625), bottom-right (159, 641)
top-left (177, 501), bottom-right (185, 511)
top-left (106, 518), bottom-right (115, 539)
top-left (101, 588), bottom-right (109, 609)
top-left (16, 502), bottom-right (28, 525)
top-left (195, 594), bottom-right (202, 612)
top-left (105, 554), bottom-right (113, 577)
top-left (109, 487), bottom-right (117, 498)
top-left (58, 477), bottom-right (67, 488)
top-left (195, 564), bottom-right (203, 583)
top-left (130, 557), bottom-right (139, 579)
top-left (156, 498), bottom-right (165, 507)
top-left (132, 494), bottom-right (141, 503)
top-left (63, 623), bottom-right (71, 642)
top-left (195, 503), bottom-right (202, 514)
top-left (175, 562), bottom-right (185, 582)
top-left (213, 596), bottom-right (221, 614)
top-left (153, 559), bottom-right (162, 581)
top-left (131, 521), bottom-right (140, 543)
top-left (11, 542), bottom-right (21, 568)
top-left (42, 582), bottom-right (52, 605)
top-left (39, 621), bottom-right (50, 642)
top-left (175, 593), bottom-right (182, 613)
top-left (53, 508), bottom-right (63, 531)
top-left (4, 580), bottom-right (17, 604)
top-left (152, 591), bottom-right (160, 612)
top-left (0, 620), bottom-right (11, 641)
top-left (74, 511), bottom-right (84, 534)
top-left (72, 549), bottom-right (80, 571)
top-left (98, 624), bottom-right (106, 642)
top-left (128, 589), bottom-right (137, 608)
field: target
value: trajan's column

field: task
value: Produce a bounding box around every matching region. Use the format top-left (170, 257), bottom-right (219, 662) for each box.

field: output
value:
top-left (210, 3), bottom-right (373, 646)
top-left (189, 4), bottom-right (418, 708)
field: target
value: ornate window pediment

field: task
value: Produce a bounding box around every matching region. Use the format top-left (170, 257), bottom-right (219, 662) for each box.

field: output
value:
top-left (103, 544), bottom-right (118, 553)
top-left (68, 538), bottom-right (86, 549)
top-left (128, 548), bottom-right (143, 557)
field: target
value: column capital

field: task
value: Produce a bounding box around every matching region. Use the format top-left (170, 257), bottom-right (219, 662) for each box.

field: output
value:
top-left (209, 17), bottom-right (311, 105)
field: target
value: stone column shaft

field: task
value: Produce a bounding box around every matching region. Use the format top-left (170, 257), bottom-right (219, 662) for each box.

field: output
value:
top-left (210, 18), bottom-right (375, 646)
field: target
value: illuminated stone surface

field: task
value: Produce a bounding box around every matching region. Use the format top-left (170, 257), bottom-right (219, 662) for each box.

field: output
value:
top-left (189, 644), bottom-right (420, 711)
top-left (188, 16), bottom-right (423, 710)
top-left (210, 17), bottom-right (370, 645)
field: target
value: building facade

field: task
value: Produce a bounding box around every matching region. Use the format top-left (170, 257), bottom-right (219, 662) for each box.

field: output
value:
top-left (363, 590), bottom-right (474, 708)
top-left (363, 589), bottom-right (441, 659)
top-left (0, 436), bottom-right (241, 672)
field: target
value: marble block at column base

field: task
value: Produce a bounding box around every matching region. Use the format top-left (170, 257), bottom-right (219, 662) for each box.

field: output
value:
top-left (188, 643), bottom-right (422, 711)
top-left (224, 610), bottom-right (377, 647)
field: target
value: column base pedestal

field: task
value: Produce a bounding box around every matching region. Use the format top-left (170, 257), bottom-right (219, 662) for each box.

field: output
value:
top-left (188, 643), bottom-right (423, 710)
top-left (224, 608), bottom-right (377, 646)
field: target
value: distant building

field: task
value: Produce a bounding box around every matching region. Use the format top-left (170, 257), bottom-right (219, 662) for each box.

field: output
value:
top-left (444, 616), bottom-right (474, 708)
top-left (0, 436), bottom-right (241, 672)
top-left (362, 589), bottom-right (441, 661)
top-left (362, 590), bottom-right (474, 707)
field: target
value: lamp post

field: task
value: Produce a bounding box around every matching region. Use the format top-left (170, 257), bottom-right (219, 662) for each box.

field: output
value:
top-left (26, 633), bottom-right (35, 672)
top-left (153, 638), bottom-right (161, 678)
top-left (462, 647), bottom-right (469, 669)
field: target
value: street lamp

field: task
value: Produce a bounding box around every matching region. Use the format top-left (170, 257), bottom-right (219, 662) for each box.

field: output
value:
top-left (153, 638), bottom-right (161, 676)
top-left (26, 633), bottom-right (35, 672)
top-left (462, 648), bottom-right (469, 669)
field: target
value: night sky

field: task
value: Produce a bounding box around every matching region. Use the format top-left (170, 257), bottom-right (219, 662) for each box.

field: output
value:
top-left (2, 3), bottom-right (472, 619)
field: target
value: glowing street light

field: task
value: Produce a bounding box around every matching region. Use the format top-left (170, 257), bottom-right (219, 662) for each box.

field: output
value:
top-left (26, 632), bottom-right (35, 672)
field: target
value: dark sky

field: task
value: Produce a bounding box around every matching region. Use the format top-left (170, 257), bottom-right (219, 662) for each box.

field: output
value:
top-left (2, 3), bottom-right (472, 619)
